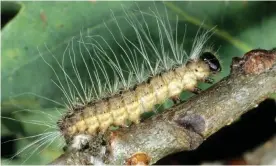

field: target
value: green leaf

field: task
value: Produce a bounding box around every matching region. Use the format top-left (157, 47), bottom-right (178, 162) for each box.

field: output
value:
top-left (1, 1), bottom-right (137, 112)
top-left (1, 123), bottom-right (11, 136)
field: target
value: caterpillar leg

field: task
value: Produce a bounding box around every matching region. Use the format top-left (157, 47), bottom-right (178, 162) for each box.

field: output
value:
top-left (204, 77), bottom-right (215, 84)
top-left (171, 95), bottom-right (181, 104)
top-left (191, 87), bottom-right (202, 94)
top-left (120, 120), bottom-right (132, 128)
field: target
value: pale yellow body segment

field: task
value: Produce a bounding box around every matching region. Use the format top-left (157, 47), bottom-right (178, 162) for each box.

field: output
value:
top-left (181, 70), bottom-right (198, 90)
top-left (162, 70), bottom-right (183, 97)
top-left (135, 83), bottom-right (156, 112)
top-left (97, 113), bottom-right (113, 132)
top-left (150, 76), bottom-right (169, 103)
top-left (67, 126), bottom-right (77, 135)
top-left (109, 96), bottom-right (128, 126)
top-left (75, 120), bottom-right (86, 133)
top-left (85, 116), bottom-right (99, 134)
top-left (122, 91), bottom-right (141, 124)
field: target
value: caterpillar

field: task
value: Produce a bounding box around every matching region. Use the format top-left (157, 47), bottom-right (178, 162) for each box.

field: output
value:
top-left (50, 3), bottom-right (222, 143)
top-left (59, 54), bottom-right (221, 139)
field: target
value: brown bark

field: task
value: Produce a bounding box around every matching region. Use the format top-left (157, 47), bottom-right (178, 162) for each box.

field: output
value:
top-left (50, 49), bottom-right (276, 165)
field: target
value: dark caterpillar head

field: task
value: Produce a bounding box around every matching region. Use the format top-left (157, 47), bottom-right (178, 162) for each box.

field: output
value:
top-left (200, 52), bottom-right (221, 73)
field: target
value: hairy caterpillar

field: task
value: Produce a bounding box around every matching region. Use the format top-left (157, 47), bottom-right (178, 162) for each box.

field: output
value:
top-left (2, 2), bottom-right (223, 163)
top-left (49, 4), bottom-right (222, 143)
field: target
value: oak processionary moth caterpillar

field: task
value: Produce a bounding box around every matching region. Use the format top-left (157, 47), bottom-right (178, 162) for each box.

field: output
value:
top-left (7, 2), bottom-right (222, 161)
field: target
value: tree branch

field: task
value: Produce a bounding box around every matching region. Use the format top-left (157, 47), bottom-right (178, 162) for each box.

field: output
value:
top-left (50, 49), bottom-right (276, 165)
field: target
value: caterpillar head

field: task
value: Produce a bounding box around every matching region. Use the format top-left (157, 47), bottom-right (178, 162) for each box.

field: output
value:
top-left (187, 60), bottom-right (210, 80)
top-left (200, 51), bottom-right (221, 73)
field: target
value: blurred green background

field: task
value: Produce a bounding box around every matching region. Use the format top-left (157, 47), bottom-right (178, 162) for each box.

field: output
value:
top-left (1, 1), bottom-right (276, 165)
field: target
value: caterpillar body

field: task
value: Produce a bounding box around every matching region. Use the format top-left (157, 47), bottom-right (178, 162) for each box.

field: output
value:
top-left (60, 56), bottom-right (220, 139)
top-left (51, 3), bottom-right (222, 143)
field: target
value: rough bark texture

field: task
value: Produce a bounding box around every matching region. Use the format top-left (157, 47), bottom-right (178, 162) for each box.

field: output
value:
top-left (50, 49), bottom-right (276, 165)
